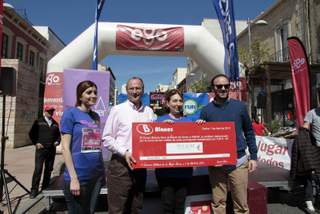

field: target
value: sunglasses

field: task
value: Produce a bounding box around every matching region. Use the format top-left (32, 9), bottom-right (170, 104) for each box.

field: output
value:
top-left (213, 84), bottom-right (230, 90)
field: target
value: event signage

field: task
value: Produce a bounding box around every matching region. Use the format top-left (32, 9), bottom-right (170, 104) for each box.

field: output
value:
top-left (212, 0), bottom-right (239, 81)
top-left (183, 93), bottom-right (209, 121)
top-left (44, 72), bottom-right (64, 123)
top-left (287, 37), bottom-right (310, 126)
top-left (256, 136), bottom-right (293, 170)
top-left (132, 122), bottom-right (237, 168)
top-left (63, 69), bottom-right (110, 128)
top-left (116, 25), bottom-right (184, 51)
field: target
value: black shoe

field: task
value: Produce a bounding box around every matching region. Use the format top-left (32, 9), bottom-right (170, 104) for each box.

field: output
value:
top-left (29, 190), bottom-right (38, 199)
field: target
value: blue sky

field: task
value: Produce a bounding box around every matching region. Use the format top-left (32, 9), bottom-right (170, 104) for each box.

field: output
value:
top-left (6, 0), bottom-right (276, 92)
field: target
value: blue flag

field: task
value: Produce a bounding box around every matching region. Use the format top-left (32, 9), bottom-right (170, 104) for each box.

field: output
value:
top-left (92, 0), bottom-right (105, 70)
top-left (212, 0), bottom-right (239, 81)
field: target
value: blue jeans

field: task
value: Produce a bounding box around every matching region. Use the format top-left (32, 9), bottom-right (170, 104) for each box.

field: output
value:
top-left (63, 176), bottom-right (103, 214)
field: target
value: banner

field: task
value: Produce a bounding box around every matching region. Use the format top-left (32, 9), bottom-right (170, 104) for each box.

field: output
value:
top-left (256, 136), bottom-right (293, 170)
top-left (116, 25), bottom-right (184, 52)
top-left (44, 72), bottom-right (64, 123)
top-left (183, 93), bottom-right (209, 121)
top-left (287, 37), bottom-right (310, 127)
top-left (63, 69), bottom-right (110, 128)
top-left (92, 0), bottom-right (105, 69)
top-left (212, 0), bottom-right (239, 81)
top-left (132, 122), bottom-right (237, 168)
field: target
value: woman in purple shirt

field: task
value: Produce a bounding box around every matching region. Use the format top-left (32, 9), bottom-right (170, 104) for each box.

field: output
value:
top-left (61, 80), bottom-right (105, 214)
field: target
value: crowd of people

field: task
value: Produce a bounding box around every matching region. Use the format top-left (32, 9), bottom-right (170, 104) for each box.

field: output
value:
top-left (29, 73), bottom-right (320, 213)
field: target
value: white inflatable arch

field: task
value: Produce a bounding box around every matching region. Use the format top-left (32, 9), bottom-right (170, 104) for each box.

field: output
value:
top-left (47, 22), bottom-right (225, 75)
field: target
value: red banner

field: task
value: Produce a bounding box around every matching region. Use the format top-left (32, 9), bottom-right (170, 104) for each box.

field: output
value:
top-left (132, 122), bottom-right (237, 169)
top-left (116, 25), bottom-right (184, 52)
top-left (43, 72), bottom-right (64, 123)
top-left (287, 37), bottom-right (310, 127)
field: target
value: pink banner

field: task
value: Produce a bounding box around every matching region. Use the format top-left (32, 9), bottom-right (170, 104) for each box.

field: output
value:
top-left (287, 37), bottom-right (310, 127)
top-left (44, 72), bottom-right (64, 123)
top-left (116, 25), bottom-right (184, 52)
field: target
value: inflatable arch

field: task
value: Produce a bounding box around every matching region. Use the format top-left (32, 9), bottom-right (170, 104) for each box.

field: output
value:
top-left (45, 22), bottom-right (226, 121)
top-left (47, 22), bottom-right (225, 74)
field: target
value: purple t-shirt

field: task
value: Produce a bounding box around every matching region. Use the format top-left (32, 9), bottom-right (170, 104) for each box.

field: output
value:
top-left (61, 107), bottom-right (104, 182)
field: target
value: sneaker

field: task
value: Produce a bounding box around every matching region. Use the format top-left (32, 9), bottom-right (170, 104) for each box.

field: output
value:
top-left (305, 200), bottom-right (315, 212)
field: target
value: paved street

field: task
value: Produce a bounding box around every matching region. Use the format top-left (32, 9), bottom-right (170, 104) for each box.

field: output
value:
top-left (0, 145), bottom-right (318, 213)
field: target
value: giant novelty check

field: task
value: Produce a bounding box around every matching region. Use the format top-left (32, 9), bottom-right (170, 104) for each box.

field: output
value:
top-left (132, 122), bottom-right (237, 168)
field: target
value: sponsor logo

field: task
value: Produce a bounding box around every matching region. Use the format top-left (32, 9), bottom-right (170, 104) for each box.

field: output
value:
top-left (46, 73), bottom-right (62, 86)
top-left (183, 99), bottom-right (198, 115)
top-left (130, 28), bottom-right (168, 47)
top-left (155, 127), bottom-right (173, 132)
top-left (292, 57), bottom-right (306, 72)
top-left (93, 97), bottom-right (107, 117)
top-left (116, 25), bottom-right (184, 51)
top-left (136, 124), bottom-right (153, 135)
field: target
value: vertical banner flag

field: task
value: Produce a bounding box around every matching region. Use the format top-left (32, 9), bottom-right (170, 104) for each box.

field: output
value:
top-left (92, 0), bottom-right (105, 70)
top-left (212, 0), bottom-right (239, 82)
top-left (287, 37), bottom-right (310, 127)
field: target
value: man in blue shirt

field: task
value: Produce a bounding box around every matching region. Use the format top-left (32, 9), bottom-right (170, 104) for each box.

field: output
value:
top-left (200, 74), bottom-right (257, 214)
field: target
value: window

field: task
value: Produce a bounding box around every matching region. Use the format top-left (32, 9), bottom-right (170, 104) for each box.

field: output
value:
top-left (2, 34), bottom-right (9, 58)
top-left (16, 42), bottom-right (24, 61)
top-left (29, 50), bottom-right (35, 67)
top-left (275, 23), bottom-right (289, 62)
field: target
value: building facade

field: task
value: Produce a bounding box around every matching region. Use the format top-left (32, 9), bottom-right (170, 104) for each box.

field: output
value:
top-left (171, 67), bottom-right (187, 89)
top-left (237, 0), bottom-right (320, 126)
top-left (97, 64), bottom-right (116, 106)
top-left (1, 4), bottom-right (64, 147)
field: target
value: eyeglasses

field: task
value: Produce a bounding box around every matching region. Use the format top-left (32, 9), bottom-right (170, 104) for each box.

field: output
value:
top-left (213, 84), bottom-right (230, 90)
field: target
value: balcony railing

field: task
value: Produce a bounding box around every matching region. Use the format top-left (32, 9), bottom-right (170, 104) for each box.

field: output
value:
top-left (268, 47), bottom-right (289, 63)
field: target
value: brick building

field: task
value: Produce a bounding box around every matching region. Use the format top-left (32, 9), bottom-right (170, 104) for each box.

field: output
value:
top-left (1, 3), bottom-right (64, 148)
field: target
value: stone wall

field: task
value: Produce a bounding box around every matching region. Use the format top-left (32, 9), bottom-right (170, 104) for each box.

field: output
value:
top-left (1, 59), bottom-right (40, 148)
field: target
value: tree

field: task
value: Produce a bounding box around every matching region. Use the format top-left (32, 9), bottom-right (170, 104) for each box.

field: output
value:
top-left (238, 39), bottom-right (270, 70)
top-left (189, 78), bottom-right (210, 93)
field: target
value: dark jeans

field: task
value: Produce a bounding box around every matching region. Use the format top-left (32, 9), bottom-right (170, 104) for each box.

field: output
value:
top-left (107, 154), bottom-right (147, 214)
top-left (296, 174), bottom-right (314, 201)
top-left (156, 176), bottom-right (190, 214)
top-left (63, 176), bottom-right (103, 214)
top-left (31, 146), bottom-right (56, 192)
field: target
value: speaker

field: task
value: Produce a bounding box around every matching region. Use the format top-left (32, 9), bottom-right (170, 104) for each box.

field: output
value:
top-left (0, 67), bottom-right (16, 96)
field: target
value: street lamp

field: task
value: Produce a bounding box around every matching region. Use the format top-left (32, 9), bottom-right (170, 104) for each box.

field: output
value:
top-left (247, 19), bottom-right (268, 65)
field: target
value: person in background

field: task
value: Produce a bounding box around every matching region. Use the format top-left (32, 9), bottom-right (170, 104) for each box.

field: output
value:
top-left (29, 105), bottom-right (61, 198)
top-left (301, 104), bottom-right (320, 212)
top-left (156, 89), bottom-right (193, 214)
top-left (61, 80), bottom-right (105, 214)
top-left (252, 115), bottom-right (270, 136)
top-left (198, 74), bottom-right (257, 214)
top-left (102, 77), bottom-right (156, 214)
